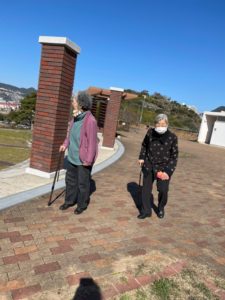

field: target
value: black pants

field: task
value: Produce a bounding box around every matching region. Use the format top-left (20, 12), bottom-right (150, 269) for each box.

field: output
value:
top-left (142, 168), bottom-right (170, 214)
top-left (65, 161), bottom-right (92, 210)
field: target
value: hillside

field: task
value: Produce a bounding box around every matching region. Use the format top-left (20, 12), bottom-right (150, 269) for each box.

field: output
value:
top-left (0, 83), bottom-right (201, 132)
top-left (121, 91), bottom-right (201, 132)
top-left (0, 83), bottom-right (36, 102)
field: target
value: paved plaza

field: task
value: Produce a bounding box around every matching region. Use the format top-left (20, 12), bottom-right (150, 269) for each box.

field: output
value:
top-left (0, 127), bottom-right (225, 299)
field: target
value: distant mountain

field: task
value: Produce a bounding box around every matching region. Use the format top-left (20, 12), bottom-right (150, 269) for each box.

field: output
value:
top-left (212, 106), bottom-right (225, 112)
top-left (0, 83), bottom-right (36, 102)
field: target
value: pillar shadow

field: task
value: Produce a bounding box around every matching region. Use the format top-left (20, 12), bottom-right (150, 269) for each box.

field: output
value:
top-left (72, 277), bottom-right (102, 300)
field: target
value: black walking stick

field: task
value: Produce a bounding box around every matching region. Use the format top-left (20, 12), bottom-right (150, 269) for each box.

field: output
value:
top-left (138, 169), bottom-right (143, 198)
top-left (48, 151), bottom-right (65, 206)
top-left (136, 168), bottom-right (143, 212)
top-left (138, 169), bottom-right (142, 188)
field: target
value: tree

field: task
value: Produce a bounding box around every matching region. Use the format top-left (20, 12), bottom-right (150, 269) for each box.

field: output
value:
top-left (140, 90), bottom-right (149, 96)
top-left (0, 113), bottom-right (5, 121)
top-left (7, 92), bottom-right (36, 127)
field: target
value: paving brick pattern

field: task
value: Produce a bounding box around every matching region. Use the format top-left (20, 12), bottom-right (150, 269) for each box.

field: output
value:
top-left (0, 128), bottom-right (225, 299)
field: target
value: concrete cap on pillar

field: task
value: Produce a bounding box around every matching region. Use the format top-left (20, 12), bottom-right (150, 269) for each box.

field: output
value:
top-left (39, 36), bottom-right (81, 54)
top-left (110, 87), bottom-right (124, 92)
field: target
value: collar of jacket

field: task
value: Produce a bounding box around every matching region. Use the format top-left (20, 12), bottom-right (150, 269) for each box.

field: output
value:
top-left (151, 128), bottom-right (170, 144)
top-left (73, 111), bottom-right (87, 122)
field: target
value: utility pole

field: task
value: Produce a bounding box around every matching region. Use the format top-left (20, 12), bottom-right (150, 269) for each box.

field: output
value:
top-left (139, 95), bottom-right (146, 124)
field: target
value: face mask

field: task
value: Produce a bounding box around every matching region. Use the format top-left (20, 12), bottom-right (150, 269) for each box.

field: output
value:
top-left (155, 126), bottom-right (168, 134)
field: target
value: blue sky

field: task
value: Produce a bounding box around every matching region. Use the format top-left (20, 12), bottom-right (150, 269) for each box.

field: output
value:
top-left (0, 0), bottom-right (224, 112)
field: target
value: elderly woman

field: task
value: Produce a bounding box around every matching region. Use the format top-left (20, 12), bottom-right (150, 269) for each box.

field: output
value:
top-left (59, 91), bottom-right (98, 215)
top-left (138, 114), bottom-right (178, 219)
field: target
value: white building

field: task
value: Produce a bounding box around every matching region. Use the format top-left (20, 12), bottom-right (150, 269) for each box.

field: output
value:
top-left (198, 111), bottom-right (225, 148)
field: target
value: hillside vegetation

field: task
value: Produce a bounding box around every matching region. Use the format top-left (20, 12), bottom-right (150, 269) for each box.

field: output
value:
top-left (121, 91), bottom-right (201, 132)
top-left (0, 88), bottom-right (202, 132)
top-left (0, 82), bottom-right (36, 95)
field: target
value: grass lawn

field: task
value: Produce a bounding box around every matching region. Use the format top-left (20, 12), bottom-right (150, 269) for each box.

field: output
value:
top-left (109, 255), bottom-right (224, 300)
top-left (0, 128), bottom-right (32, 146)
top-left (115, 267), bottom-right (223, 300)
top-left (0, 128), bottom-right (32, 170)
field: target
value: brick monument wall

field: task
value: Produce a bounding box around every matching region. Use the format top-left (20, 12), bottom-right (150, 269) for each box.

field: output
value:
top-left (102, 87), bottom-right (123, 148)
top-left (28, 37), bottom-right (80, 175)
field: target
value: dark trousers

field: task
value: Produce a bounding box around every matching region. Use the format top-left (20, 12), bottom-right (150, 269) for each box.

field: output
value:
top-left (65, 161), bottom-right (92, 210)
top-left (142, 169), bottom-right (170, 214)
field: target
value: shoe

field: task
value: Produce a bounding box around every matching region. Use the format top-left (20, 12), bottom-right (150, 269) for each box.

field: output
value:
top-left (137, 213), bottom-right (151, 219)
top-left (59, 203), bottom-right (74, 210)
top-left (158, 209), bottom-right (165, 219)
top-left (74, 207), bottom-right (86, 215)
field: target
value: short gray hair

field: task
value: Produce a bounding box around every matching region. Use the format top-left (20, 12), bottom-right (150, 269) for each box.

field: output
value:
top-left (77, 91), bottom-right (92, 111)
top-left (154, 114), bottom-right (168, 124)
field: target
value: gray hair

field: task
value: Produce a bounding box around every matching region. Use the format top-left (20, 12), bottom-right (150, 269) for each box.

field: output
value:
top-left (77, 91), bottom-right (92, 111)
top-left (154, 114), bottom-right (168, 124)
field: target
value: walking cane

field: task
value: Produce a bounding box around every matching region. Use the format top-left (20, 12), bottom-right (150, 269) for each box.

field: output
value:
top-left (48, 151), bottom-right (65, 206)
top-left (137, 168), bottom-right (143, 212)
top-left (138, 169), bottom-right (142, 188)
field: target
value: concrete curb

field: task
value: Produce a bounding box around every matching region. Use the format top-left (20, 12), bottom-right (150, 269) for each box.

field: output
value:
top-left (0, 139), bottom-right (125, 211)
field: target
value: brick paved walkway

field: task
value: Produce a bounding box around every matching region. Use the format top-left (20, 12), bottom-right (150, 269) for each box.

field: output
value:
top-left (1, 128), bottom-right (225, 299)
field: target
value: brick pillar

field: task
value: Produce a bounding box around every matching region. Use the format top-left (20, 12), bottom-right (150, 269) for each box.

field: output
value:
top-left (27, 36), bottom-right (80, 177)
top-left (102, 87), bottom-right (124, 148)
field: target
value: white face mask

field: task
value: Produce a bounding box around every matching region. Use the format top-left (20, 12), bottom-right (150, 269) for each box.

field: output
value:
top-left (155, 126), bottom-right (168, 134)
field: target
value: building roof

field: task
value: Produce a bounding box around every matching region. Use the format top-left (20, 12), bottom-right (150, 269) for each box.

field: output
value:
top-left (203, 111), bottom-right (225, 116)
top-left (87, 86), bottom-right (138, 100)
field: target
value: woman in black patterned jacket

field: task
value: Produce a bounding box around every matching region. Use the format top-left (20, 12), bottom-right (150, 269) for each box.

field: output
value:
top-left (138, 114), bottom-right (178, 219)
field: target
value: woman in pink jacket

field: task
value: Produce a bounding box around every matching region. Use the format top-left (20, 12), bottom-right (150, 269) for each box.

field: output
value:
top-left (59, 91), bottom-right (98, 215)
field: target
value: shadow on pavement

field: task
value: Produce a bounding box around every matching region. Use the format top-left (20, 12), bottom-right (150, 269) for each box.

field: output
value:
top-left (127, 181), bottom-right (142, 213)
top-left (127, 181), bottom-right (159, 216)
top-left (72, 277), bottom-right (102, 300)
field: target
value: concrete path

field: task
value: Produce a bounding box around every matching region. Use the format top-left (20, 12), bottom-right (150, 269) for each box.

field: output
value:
top-left (0, 128), bottom-right (225, 300)
top-left (0, 134), bottom-right (123, 210)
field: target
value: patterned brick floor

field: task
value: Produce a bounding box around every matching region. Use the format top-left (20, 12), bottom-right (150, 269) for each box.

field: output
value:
top-left (0, 128), bottom-right (225, 299)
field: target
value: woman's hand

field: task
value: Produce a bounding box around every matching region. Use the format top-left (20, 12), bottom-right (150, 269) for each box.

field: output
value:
top-left (161, 172), bottom-right (169, 180)
top-left (59, 145), bottom-right (66, 152)
top-left (138, 159), bottom-right (144, 167)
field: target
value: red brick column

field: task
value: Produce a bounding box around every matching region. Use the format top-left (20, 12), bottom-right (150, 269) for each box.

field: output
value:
top-left (102, 87), bottom-right (124, 148)
top-left (27, 36), bottom-right (80, 177)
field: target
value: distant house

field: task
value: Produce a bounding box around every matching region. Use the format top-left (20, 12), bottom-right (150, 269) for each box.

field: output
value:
top-left (198, 111), bottom-right (225, 148)
top-left (0, 100), bottom-right (20, 111)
